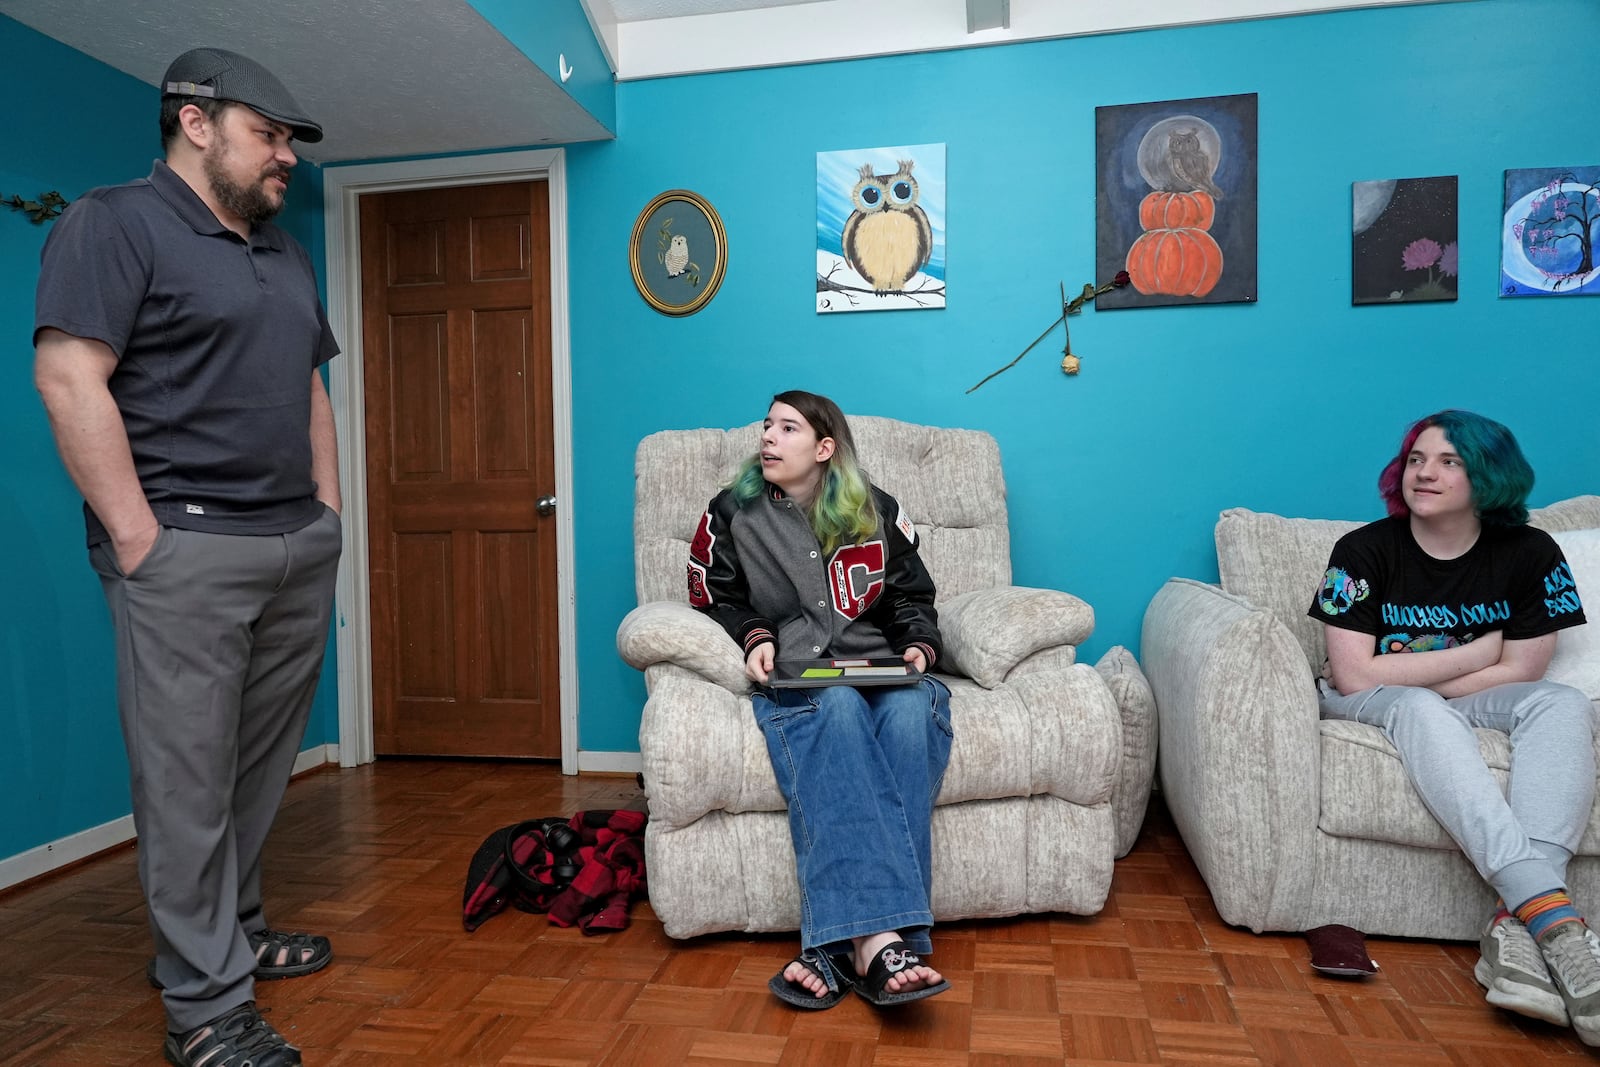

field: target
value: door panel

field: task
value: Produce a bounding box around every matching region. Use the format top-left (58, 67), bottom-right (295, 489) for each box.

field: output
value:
top-left (361, 181), bottom-right (559, 757)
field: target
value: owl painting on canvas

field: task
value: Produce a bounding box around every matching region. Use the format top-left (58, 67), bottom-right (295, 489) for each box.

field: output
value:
top-left (842, 161), bottom-right (932, 293)
top-left (817, 143), bottom-right (946, 313)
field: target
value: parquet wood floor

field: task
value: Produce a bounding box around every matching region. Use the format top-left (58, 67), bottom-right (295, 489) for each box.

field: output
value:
top-left (1, 761), bottom-right (1592, 1065)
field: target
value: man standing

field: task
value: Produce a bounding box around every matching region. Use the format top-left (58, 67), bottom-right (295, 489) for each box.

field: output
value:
top-left (33, 47), bottom-right (341, 1067)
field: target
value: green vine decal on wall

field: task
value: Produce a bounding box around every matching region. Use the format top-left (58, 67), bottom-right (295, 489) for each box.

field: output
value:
top-left (3, 191), bottom-right (69, 223)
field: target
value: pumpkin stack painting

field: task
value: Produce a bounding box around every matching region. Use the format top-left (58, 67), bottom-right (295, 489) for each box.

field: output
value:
top-left (1126, 189), bottom-right (1225, 298)
top-left (1094, 93), bottom-right (1257, 310)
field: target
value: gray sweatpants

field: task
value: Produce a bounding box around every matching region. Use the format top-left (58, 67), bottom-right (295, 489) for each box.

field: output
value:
top-left (1318, 678), bottom-right (1595, 912)
top-left (89, 508), bottom-right (341, 1031)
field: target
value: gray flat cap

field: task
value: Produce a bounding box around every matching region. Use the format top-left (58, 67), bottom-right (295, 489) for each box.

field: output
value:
top-left (162, 46), bottom-right (322, 143)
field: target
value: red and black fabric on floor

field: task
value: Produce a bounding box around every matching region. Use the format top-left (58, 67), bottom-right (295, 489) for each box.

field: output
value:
top-left (463, 809), bottom-right (647, 934)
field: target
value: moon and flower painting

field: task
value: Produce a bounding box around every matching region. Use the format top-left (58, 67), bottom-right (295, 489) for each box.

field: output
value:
top-left (1352, 175), bottom-right (1458, 304)
top-left (1094, 93), bottom-right (1257, 309)
top-left (1501, 166), bottom-right (1600, 297)
top-left (816, 143), bottom-right (946, 314)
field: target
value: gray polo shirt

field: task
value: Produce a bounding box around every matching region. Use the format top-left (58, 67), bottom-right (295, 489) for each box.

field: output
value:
top-left (35, 160), bottom-right (338, 545)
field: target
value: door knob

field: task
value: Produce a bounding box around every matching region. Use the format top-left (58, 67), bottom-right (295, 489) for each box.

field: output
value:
top-left (536, 495), bottom-right (557, 517)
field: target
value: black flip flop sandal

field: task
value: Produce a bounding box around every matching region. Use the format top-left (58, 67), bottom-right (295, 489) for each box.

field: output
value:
top-left (768, 953), bottom-right (852, 1009)
top-left (851, 940), bottom-right (950, 1007)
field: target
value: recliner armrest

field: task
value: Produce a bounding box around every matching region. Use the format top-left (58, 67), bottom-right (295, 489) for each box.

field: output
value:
top-left (938, 586), bottom-right (1094, 689)
top-left (1140, 577), bottom-right (1320, 932)
top-left (617, 601), bottom-right (748, 694)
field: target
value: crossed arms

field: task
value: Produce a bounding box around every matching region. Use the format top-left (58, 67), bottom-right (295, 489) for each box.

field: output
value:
top-left (1325, 624), bottom-right (1557, 699)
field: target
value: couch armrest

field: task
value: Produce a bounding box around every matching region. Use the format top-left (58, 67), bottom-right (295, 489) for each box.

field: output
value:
top-left (637, 663), bottom-right (782, 831)
top-left (1094, 646), bottom-right (1158, 859)
top-left (939, 586), bottom-right (1094, 689)
top-left (1141, 578), bottom-right (1321, 933)
top-left (617, 601), bottom-right (748, 694)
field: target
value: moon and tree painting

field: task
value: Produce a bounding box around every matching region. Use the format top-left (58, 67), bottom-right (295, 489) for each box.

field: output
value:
top-left (1500, 166), bottom-right (1600, 297)
top-left (1352, 176), bottom-right (1458, 304)
top-left (817, 143), bottom-right (946, 313)
top-left (1095, 93), bottom-right (1257, 310)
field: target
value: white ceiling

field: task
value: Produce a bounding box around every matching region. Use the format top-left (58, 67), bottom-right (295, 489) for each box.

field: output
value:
top-left (610, 0), bottom-right (829, 19)
top-left (0, 0), bottom-right (1468, 164)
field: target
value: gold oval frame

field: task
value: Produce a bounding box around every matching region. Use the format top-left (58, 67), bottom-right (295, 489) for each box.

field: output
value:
top-left (629, 189), bottom-right (727, 316)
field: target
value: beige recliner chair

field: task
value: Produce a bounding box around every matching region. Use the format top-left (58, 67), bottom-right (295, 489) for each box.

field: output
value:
top-left (617, 414), bottom-right (1158, 939)
top-left (1142, 495), bottom-right (1600, 939)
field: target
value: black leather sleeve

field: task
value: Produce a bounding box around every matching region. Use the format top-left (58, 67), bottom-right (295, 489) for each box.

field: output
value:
top-left (688, 490), bottom-right (776, 655)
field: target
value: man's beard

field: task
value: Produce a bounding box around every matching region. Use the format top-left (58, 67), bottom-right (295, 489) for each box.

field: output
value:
top-left (203, 139), bottom-right (289, 226)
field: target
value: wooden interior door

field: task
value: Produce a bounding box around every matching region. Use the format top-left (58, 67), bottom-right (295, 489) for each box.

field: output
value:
top-left (360, 181), bottom-right (560, 758)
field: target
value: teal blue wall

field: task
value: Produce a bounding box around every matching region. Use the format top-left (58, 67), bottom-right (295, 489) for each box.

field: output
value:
top-left (469, 0), bottom-right (616, 133)
top-left (1, 14), bottom-right (337, 863)
top-left (564, 0), bottom-right (1600, 751)
top-left (6, 0), bottom-right (1599, 850)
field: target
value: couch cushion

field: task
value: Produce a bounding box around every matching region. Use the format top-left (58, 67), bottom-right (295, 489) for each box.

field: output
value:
top-left (1531, 496), bottom-right (1600, 533)
top-left (1548, 528), bottom-right (1600, 700)
top-left (939, 586), bottom-right (1090, 688)
top-left (1318, 718), bottom-right (1600, 853)
top-left (1215, 509), bottom-right (1359, 669)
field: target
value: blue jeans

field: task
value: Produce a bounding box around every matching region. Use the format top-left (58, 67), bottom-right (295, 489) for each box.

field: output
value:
top-left (752, 676), bottom-right (953, 988)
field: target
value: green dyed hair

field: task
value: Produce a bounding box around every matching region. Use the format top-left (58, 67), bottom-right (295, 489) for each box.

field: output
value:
top-left (729, 390), bottom-right (878, 555)
top-left (1378, 409), bottom-right (1535, 526)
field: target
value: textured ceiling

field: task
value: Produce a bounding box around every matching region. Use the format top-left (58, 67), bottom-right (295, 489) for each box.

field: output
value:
top-left (0, 0), bottom-right (613, 163)
top-left (1, 0), bottom-right (1463, 161)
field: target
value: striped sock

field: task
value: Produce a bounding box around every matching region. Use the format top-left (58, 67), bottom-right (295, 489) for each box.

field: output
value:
top-left (1514, 889), bottom-right (1584, 941)
top-left (1492, 901), bottom-right (1514, 927)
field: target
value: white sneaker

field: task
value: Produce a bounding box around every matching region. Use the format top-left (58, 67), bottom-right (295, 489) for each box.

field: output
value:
top-left (1475, 916), bottom-right (1567, 1026)
top-left (1538, 922), bottom-right (1600, 1046)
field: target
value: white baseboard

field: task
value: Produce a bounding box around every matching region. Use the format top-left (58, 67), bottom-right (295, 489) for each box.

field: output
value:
top-left (294, 743), bottom-right (338, 776)
top-left (576, 750), bottom-right (643, 775)
top-left (0, 744), bottom-right (338, 892)
top-left (0, 813), bottom-right (138, 893)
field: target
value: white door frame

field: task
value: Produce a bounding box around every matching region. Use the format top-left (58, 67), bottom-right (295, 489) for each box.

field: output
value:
top-left (320, 149), bottom-right (578, 774)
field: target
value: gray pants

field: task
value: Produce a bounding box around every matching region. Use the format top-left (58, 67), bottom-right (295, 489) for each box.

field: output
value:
top-left (1318, 678), bottom-right (1595, 912)
top-left (90, 508), bottom-right (341, 1031)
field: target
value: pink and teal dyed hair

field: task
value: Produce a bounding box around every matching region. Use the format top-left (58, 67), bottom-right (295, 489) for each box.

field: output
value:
top-left (729, 390), bottom-right (878, 555)
top-left (1378, 410), bottom-right (1534, 526)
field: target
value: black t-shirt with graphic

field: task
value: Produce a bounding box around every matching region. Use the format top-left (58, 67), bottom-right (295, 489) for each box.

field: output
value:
top-left (1307, 516), bottom-right (1586, 655)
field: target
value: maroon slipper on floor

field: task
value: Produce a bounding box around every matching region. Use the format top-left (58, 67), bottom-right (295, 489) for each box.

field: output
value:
top-left (1306, 924), bottom-right (1378, 977)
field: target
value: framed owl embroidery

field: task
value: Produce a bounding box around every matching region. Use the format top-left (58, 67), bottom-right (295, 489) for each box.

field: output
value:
top-left (1094, 93), bottom-right (1258, 309)
top-left (629, 189), bottom-right (727, 316)
top-left (817, 143), bottom-right (946, 313)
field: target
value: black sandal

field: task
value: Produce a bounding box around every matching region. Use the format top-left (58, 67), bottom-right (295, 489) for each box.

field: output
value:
top-left (163, 1001), bottom-right (301, 1066)
top-left (768, 953), bottom-right (852, 1009)
top-left (147, 929), bottom-right (333, 989)
top-left (249, 929), bottom-right (332, 980)
top-left (851, 940), bottom-right (950, 1006)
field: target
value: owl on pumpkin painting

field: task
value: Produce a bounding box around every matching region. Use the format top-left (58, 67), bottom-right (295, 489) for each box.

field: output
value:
top-left (1167, 128), bottom-right (1223, 199)
top-left (841, 160), bottom-right (933, 293)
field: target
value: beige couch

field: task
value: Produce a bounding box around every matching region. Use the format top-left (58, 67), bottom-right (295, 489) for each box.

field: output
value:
top-left (617, 415), bottom-right (1157, 940)
top-left (1142, 495), bottom-right (1600, 939)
